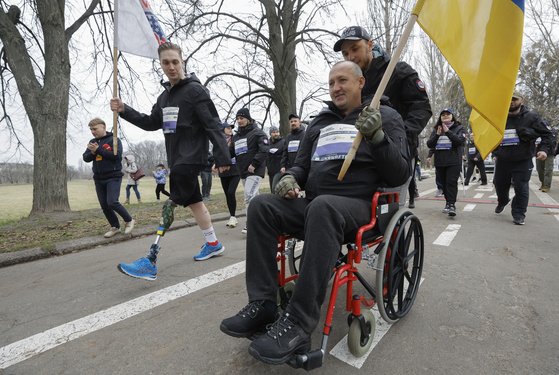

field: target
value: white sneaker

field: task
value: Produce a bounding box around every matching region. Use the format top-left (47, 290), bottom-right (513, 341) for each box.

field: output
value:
top-left (241, 227), bottom-right (247, 235)
top-left (124, 219), bottom-right (135, 234)
top-left (226, 216), bottom-right (238, 228)
top-left (104, 227), bottom-right (121, 238)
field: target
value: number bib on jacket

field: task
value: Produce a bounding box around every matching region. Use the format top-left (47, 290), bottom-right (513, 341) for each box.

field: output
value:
top-left (500, 129), bottom-right (519, 146)
top-left (468, 147), bottom-right (476, 155)
top-left (312, 124), bottom-right (357, 161)
top-left (287, 140), bottom-right (300, 153)
top-left (235, 138), bottom-right (249, 155)
top-left (269, 147), bottom-right (280, 154)
top-left (162, 107), bottom-right (179, 134)
top-left (435, 136), bottom-right (451, 150)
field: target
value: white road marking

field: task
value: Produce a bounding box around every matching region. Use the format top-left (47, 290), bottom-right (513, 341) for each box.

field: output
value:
top-left (463, 204), bottom-right (476, 212)
top-left (475, 185), bottom-right (493, 192)
top-left (0, 261), bottom-right (246, 370)
top-left (419, 188), bottom-right (437, 197)
top-left (474, 193), bottom-right (484, 199)
top-left (329, 278), bottom-right (425, 368)
top-left (530, 181), bottom-right (559, 222)
top-left (433, 224), bottom-right (461, 246)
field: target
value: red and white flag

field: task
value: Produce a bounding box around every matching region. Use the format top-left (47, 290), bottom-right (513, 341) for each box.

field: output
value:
top-left (114, 0), bottom-right (167, 59)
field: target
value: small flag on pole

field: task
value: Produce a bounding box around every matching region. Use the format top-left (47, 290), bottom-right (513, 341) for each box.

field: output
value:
top-left (413, 0), bottom-right (524, 158)
top-left (114, 0), bottom-right (168, 59)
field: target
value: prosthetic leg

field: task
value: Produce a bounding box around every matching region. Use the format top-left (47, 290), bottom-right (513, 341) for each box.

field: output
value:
top-left (146, 199), bottom-right (177, 263)
top-left (117, 200), bottom-right (177, 281)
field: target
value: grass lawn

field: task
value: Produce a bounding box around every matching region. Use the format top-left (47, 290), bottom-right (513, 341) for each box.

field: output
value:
top-left (0, 177), bottom-right (265, 253)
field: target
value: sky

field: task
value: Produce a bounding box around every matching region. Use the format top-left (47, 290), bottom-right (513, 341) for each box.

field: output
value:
top-left (0, 0), bottom-right (550, 167)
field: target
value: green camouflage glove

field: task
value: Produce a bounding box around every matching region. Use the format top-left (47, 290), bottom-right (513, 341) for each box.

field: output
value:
top-left (275, 175), bottom-right (300, 198)
top-left (354, 107), bottom-right (384, 145)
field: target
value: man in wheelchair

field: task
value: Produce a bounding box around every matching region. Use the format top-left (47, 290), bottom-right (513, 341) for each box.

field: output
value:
top-left (220, 61), bottom-right (411, 365)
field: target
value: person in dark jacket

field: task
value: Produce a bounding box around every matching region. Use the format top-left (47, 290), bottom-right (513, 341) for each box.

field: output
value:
top-left (110, 42), bottom-right (232, 281)
top-left (426, 108), bottom-right (466, 217)
top-left (220, 61), bottom-right (410, 365)
top-left (83, 118), bottom-right (134, 238)
top-left (464, 132), bottom-right (488, 186)
top-left (266, 126), bottom-right (284, 193)
top-left (217, 121), bottom-right (241, 228)
top-left (280, 114), bottom-right (305, 174)
top-left (334, 26), bottom-right (432, 208)
top-left (535, 125), bottom-right (557, 192)
top-left (493, 92), bottom-right (554, 225)
top-left (232, 107), bottom-right (269, 234)
top-left (201, 149), bottom-right (215, 201)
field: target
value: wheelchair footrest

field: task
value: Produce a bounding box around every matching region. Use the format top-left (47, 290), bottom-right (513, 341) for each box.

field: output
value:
top-left (287, 349), bottom-right (324, 371)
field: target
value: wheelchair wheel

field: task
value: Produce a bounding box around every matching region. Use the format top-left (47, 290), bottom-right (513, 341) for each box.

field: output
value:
top-left (347, 309), bottom-right (376, 357)
top-left (375, 210), bottom-right (424, 324)
top-left (277, 280), bottom-right (296, 310)
top-left (286, 239), bottom-right (303, 276)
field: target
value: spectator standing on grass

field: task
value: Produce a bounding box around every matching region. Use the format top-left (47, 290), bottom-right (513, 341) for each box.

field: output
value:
top-left (83, 117), bottom-right (134, 238)
top-left (153, 163), bottom-right (170, 200)
top-left (124, 154), bottom-right (141, 204)
top-left (218, 121), bottom-right (241, 228)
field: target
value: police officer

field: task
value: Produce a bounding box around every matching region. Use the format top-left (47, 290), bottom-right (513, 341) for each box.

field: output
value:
top-left (464, 132), bottom-right (488, 186)
top-left (220, 61), bottom-right (410, 365)
top-left (233, 107), bottom-right (269, 234)
top-left (266, 126), bottom-right (284, 193)
top-left (493, 92), bottom-right (554, 225)
top-left (280, 113), bottom-right (306, 174)
top-left (334, 26), bottom-right (432, 207)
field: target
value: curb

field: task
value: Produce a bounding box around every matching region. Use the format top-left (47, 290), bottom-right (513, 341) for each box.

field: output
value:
top-left (0, 211), bottom-right (243, 269)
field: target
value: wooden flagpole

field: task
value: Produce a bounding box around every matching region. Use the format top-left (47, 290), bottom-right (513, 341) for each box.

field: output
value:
top-left (112, 46), bottom-right (119, 155)
top-left (337, 12), bottom-right (420, 181)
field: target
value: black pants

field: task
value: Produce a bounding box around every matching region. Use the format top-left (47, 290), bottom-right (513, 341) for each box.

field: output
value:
top-left (219, 175), bottom-right (241, 217)
top-left (94, 177), bottom-right (132, 228)
top-left (200, 170), bottom-right (212, 198)
top-left (465, 159), bottom-right (487, 185)
top-left (245, 194), bottom-right (372, 334)
top-left (268, 172), bottom-right (281, 194)
top-left (494, 159), bottom-right (532, 220)
top-left (435, 164), bottom-right (461, 205)
top-left (155, 183), bottom-right (170, 200)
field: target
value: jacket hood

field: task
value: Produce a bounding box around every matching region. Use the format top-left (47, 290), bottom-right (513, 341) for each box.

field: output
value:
top-left (124, 154), bottom-right (135, 163)
top-left (160, 72), bottom-right (202, 90)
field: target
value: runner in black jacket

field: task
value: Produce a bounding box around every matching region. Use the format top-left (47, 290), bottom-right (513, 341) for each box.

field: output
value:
top-left (266, 126), bottom-right (284, 192)
top-left (110, 42), bottom-right (231, 281)
top-left (280, 114), bottom-right (305, 173)
top-left (220, 61), bottom-right (410, 365)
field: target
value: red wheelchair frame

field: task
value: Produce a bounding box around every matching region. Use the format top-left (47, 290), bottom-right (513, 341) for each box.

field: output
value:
top-left (275, 189), bottom-right (424, 370)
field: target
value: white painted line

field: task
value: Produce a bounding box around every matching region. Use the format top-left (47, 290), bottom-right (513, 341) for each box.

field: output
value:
top-left (463, 204), bottom-right (476, 212)
top-left (475, 186), bottom-right (493, 192)
top-left (329, 278), bottom-right (425, 368)
top-left (474, 193), bottom-right (484, 199)
top-left (462, 184), bottom-right (472, 191)
top-left (433, 224), bottom-right (461, 246)
top-left (419, 188), bottom-right (437, 197)
top-left (529, 181), bottom-right (559, 222)
top-left (488, 194), bottom-right (498, 199)
top-left (0, 261), bottom-right (246, 370)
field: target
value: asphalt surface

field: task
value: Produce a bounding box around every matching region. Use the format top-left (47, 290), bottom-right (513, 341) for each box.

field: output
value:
top-left (1, 174), bottom-right (558, 374)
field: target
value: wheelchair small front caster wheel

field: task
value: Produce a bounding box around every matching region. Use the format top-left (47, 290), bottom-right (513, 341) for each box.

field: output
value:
top-left (347, 309), bottom-right (376, 357)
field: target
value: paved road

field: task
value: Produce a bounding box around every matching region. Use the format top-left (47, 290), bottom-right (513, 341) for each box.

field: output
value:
top-left (1, 175), bottom-right (558, 374)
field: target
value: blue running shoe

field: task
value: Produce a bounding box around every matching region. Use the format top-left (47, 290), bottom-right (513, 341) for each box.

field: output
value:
top-left (193, 242), bottom-right (224, 261)
top-left (117, 257), bottom-right (157, 281)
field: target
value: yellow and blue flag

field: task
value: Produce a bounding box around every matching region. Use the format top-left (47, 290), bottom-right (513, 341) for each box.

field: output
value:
top-left (413, 0), bottom-right (524, 158)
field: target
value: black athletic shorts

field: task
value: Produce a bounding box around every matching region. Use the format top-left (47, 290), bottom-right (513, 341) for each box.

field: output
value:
top-left (169, 164), bottom-right (203, 207)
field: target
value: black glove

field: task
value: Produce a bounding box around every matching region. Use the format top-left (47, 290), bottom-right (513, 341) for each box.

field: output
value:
top-left (275, 175), bottom-right (300, 198)
top-left (355, 107), bottom-right (384, 145)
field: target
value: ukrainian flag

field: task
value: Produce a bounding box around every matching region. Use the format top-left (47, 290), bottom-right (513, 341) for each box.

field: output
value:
top-left (413, 0), bottom-right (524, 158)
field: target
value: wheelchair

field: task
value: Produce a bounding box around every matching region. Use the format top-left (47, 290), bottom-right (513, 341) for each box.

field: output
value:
top-left (275, 188), bottom-right (425, 370)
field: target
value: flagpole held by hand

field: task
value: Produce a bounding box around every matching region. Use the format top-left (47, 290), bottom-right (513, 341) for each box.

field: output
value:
top-left (112, 47), bottom-right (119, 156)
top-left (337, 12), bottom-right (420, 181)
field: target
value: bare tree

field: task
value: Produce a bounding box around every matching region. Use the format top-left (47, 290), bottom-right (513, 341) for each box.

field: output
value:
top-left (166, 0), bottom-right (343, 135)
top-left (363, 0), bottom-right (412, 55)
top-left (0, 0), bottom-right (101, 214)
top-left (127, 140), bottom-right (167, 172)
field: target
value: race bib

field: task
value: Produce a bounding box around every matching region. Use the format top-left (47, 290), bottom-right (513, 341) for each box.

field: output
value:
top-left (162, 107), bottom-right (179, 134)
top-left (500, 128), bottom-right (519, 146)
top-left (435, 135), bottom-right (451, 150)
top-left (287, 140), bottom-right (300, 153)
top-left (269, 147), bottom-right (280, 154)
top-left (468, 147), bottom-right (476, 155)
top-left (235, 138), bottom-right (248, 155)
top-left (311, 124), bottom-right (357, 161)
top-left (231, 157), bottom-right (237, 165)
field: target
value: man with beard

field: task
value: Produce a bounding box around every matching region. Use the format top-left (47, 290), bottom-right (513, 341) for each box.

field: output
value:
top-left (493, 92), bottom-right (554, 225)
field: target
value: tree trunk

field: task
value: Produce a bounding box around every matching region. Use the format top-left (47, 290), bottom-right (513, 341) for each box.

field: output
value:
top-left (30, 110), bottom-right (70, 213)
